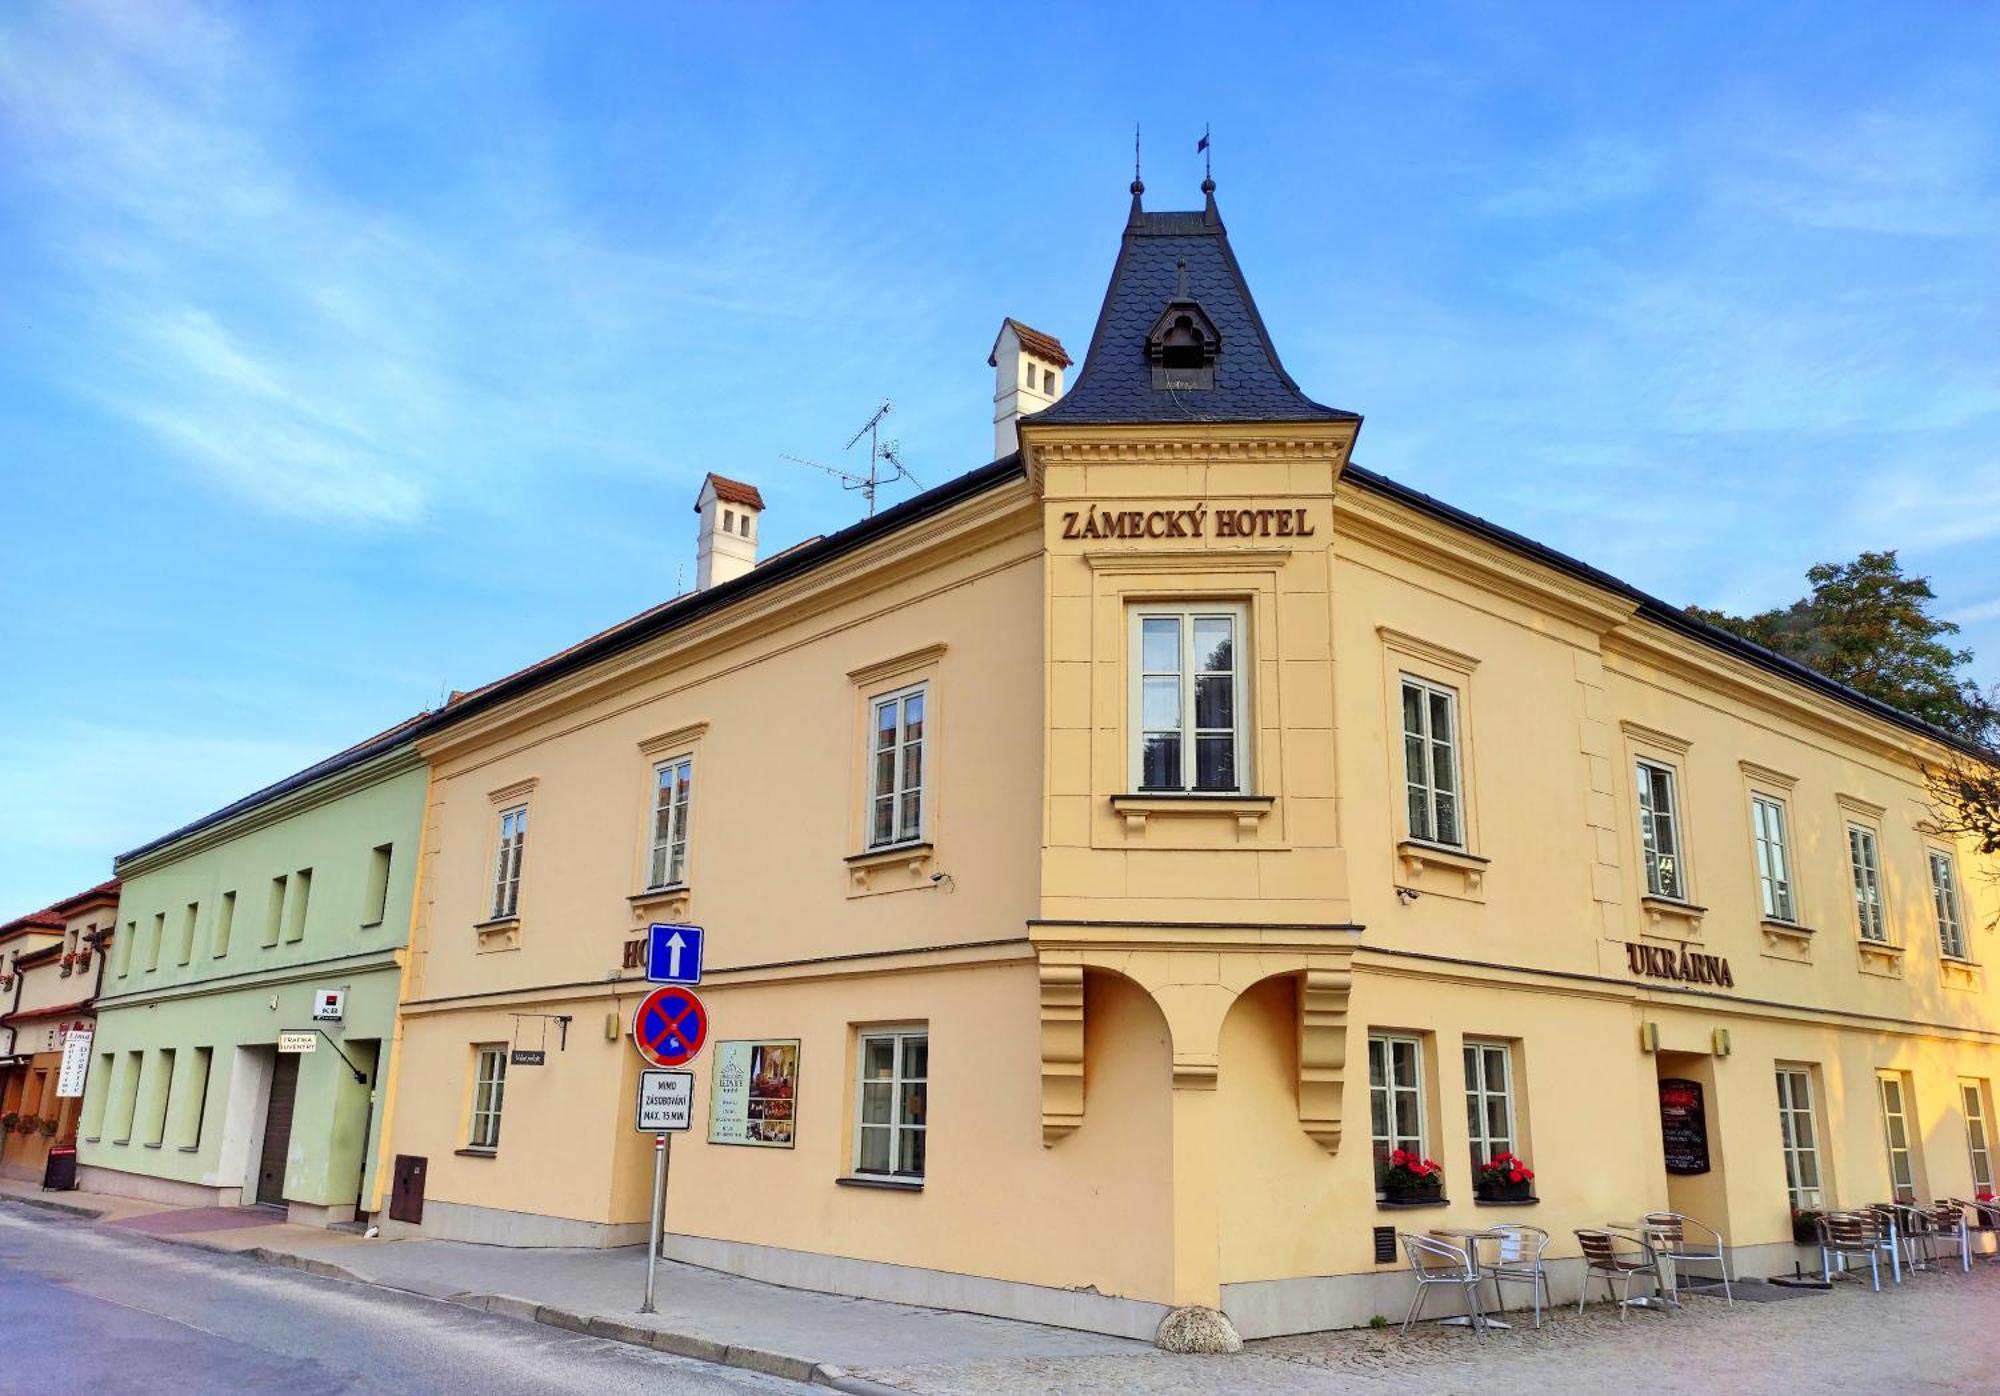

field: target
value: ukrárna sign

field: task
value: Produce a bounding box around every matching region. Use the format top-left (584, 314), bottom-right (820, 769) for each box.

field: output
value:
top-left (1625, 942), bottom-right (1734, 988)
top-left (1060, 505), bottom-right (1316, 541)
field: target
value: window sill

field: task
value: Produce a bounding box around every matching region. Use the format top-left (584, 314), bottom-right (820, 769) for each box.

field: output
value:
top-left (629, 885), bottom-right (692, 920)
top-left (454, 1147), bottom-right (499, 1159)
top-left (837, 1174), bottom-right (924, 1192)
top-left (82, 1136), bottom-right (100, 1144)
top-left (1857, 939), bottom-right (1905, 978)
top-left (142, 1142), bottom-right (162, 1150)
top-left (1474, 1196), bottom-right (1541, 1207)
top-left (473, 917), bottom-right (521, 954)
top-left (1940, 955), bottom-right (1983, 991)
top-left (846, 842), bottom-right (934, 893)
top-left (1375, 1197), bottom-right (1450, 1210)
top-left (1396, 840), bottom-right (1489, 898)
top-left (110, 1138), bottom-right (131, 1146)
top-left (1112, 793), bottom-right (1273, 838)
top-left (1641, 896), bottom-right (1707, 938)
top-left (177, 1145), bottom-right (199, 1153)
top-left (358, 919), bottom-right (384, 931)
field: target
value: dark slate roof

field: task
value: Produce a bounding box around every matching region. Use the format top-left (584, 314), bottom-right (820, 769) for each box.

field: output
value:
top-left (1029, 189), bottom-right (1357, 426)
top-left (1342, 464), bottom-right (1994, 761)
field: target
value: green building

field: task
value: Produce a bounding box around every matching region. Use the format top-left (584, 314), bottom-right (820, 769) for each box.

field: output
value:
top-left (77, 729), bottom-right (425, 1224)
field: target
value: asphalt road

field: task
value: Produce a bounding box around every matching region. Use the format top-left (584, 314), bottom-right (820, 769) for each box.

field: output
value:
top-left (0, 1204), bottom-right (810, 1395)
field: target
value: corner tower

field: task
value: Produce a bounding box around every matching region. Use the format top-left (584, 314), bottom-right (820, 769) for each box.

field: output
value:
top-left (1016, 180), bottom-right (1364, 1330)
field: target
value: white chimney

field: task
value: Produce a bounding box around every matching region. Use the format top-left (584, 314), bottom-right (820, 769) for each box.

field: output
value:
top-left (989, 318), bottom-right (1070, 459)
top-left (694, 473), bottom-right (764, 589)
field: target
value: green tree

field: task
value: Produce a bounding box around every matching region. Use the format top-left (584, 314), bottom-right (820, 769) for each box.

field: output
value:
top-left (1688, 550), bottom-right (1998, 745)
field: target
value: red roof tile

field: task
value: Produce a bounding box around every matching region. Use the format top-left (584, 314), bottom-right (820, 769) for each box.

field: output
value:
top-left (698, 473), bottom-right (765, 512)
top-left (989, 318), bottom-right (1072, 369)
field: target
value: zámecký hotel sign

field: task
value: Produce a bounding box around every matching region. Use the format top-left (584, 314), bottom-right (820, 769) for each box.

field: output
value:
top-left (1625, 941), bottom-right (1735, 988)
top-left (1060, 505), bottom-right (1317, 541)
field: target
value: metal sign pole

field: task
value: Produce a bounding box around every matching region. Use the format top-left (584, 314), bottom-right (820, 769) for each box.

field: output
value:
top-left (640, 1132), bottom-right (667, 1313)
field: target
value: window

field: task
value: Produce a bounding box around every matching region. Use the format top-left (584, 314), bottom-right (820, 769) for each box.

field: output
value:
top-left (144, 912), bottom-right (165, 971)
top-left (648, 758), bottom-right (694, 888)
top-left (1463, 1040), bottom-right (1515, 1170)
top-left (1635, 760), bottom-right (1685, 899)
top-left (854, 1028), bottom-right (927, 1180)
top-left (363, 845), bottom-right (393, 927)
top-left (263, 876), bottom-right (287, 948)
top-left (177, 902), bottom-right (198, 965)
top-left (1775, 1068), bottom-right (1822, 1208)
top-left (723, 507), bottom-right (735, 533)
top-left (1401, 676), bottom-right (1463, 848)
top-left (1751, 795), bottom-right (1795, 922)
top-left (1930, 851), bottom-right (1966, 960)
top-left (491, 806), bottom-right (528, 919)
top-left (183, 1047), bottom-right (213, 1149)
top-left (1369, 1033), bottom-right (1425, 1189)
top-left (1962, 1081), bottom-right (1994, 1195)
top-left (283, 869), bottom-right (312, 942)
top-left (468, 1047), bottom-right (507, 1150)
top-left (213, 891), bottom-right (235, 958)
top-left (149, 1048), bottom-right (175, 1146)
top-left (1042, 368), bottom-right (1055, 394)
top-left (867, 685), bottom-right (926, 848)
top-left (82, 1051), bottom-right (114, 1138)
top-left (115, 1051), bottom-right (143, 1142)
top-left (1130, 605), bottom-right (1246, 794)
top-left (117, 919), bottom-right (136, 977)
top-left (1849, 825), bottom-right (1886, 942)
top-left (1878, 1072), bottom-right (1918, 1202)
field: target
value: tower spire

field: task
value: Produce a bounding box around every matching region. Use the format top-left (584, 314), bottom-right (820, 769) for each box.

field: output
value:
top-left (1128, 123), bottom-right (1145, 227)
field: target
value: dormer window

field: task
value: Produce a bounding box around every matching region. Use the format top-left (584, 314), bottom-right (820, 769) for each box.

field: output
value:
top-left (1146, 293), bottom-right (1220, 390)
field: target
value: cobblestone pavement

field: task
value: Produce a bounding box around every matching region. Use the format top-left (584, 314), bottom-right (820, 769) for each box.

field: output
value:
top-left (858, 1266), bottom-right (2000, 1395)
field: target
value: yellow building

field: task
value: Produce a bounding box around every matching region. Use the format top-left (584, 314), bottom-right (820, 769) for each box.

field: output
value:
top-left (379, 181), bottom-right (1999, 1340)
top-left (0, 881), bottom-right (120, 1184)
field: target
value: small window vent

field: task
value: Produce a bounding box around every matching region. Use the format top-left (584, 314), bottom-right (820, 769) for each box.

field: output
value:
top-left (1373, 1225), bottom-right (1397, 1264)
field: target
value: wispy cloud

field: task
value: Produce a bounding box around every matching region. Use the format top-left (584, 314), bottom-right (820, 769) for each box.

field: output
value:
top-left (1481, 136), bottom-right (1662, 218)
top-left (0, 0), bottom-right (936, 525)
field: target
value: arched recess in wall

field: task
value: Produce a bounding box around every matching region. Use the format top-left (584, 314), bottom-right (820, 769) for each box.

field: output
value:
top-left (1033, 967), bottom-right (1175, 1303)
top-left (1216, 973), bottom-right (1343, 1286)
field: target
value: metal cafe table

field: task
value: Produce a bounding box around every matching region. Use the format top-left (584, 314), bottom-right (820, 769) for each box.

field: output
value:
top-left (1603, 1221), bottom-right (1679, 1309)
top-left (1428, 1228), bottom-right (1512, 1329)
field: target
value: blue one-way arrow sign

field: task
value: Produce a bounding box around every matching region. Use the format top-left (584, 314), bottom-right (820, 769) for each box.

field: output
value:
top-left (646, 923), bottom-right (704, 985)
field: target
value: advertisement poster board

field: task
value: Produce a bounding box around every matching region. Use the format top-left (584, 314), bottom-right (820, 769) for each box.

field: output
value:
top-left (55, 1027), bottom-right (93, 1098)
top-left (1658, 1077), bottom-right (1711, 1175)
top-left (708, 1039), bottom-right (799, 1147)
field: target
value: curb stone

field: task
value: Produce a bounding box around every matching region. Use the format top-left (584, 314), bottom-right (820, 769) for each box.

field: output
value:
top-left (0, 1193), bottom-right (108, 1221)
top-left (811, 1365), bottom-right (918, 1395)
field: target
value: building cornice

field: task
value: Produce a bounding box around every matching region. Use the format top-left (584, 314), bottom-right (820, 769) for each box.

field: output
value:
top-left (1021, 420), bottom-right (1357, 494)
top-left (115, 745), bottom-right (424, 882)
top-left (92, 948), bottom-right (404, 1011)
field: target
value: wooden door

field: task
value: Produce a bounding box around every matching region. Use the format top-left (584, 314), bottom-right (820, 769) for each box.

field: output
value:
top-left (388, 1153), bottom-right (426, 1224)
top-left (256, 1054), bottom-right (300, 1206)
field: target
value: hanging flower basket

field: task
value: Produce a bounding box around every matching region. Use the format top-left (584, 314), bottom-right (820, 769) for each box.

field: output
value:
top-left (15, 1115), bottom-right (41, 1135)
top-left (0, 1112), bottom-right (17, 1131)
top-left (1381, 1149), bottom-right (1445, 1202)
top-left (37, 1119), bottom-right (56, 1137)
top-left (1473, 1151), bottom-right (1536, 1202)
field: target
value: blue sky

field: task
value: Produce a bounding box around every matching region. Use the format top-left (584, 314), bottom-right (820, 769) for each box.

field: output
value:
top-left (3, 1), bottom-right (1997, 915)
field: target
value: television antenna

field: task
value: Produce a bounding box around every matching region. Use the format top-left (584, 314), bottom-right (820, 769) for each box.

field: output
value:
top-left (781, 399), bottom-right (923, 517)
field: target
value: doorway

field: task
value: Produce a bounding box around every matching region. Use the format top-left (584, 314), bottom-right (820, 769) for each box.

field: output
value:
top-left (255, 1054), bottom-right (300, 1207)
top-left (1655, 1052), bottom-right (1732, 1239)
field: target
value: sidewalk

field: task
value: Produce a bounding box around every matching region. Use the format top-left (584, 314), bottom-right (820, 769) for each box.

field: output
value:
top-left (0, 1178), bottom-right (1142, 1391)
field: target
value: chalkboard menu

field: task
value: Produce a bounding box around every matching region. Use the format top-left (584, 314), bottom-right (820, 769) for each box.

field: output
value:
top-left (1658, 1077), bottom-right (1711, 1175)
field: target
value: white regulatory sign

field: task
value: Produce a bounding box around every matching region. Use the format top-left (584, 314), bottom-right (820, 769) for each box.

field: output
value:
top-left (278, 1031), bottom-right (318, 1054)
top-left (635, 1069), bottom-right (695, 1132)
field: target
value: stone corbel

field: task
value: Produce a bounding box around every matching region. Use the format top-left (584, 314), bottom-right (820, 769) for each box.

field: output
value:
top-left (1297, 965), bottom-right (1351, 1153)
top-left (1039, 962), bottom-right (1086, 1145)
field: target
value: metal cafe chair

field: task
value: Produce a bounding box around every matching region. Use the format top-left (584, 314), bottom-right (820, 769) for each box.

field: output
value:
top-left (1818, 1211), bottom-right (1885, 1291)
top-left (1953, 1197), bottom-right (2000, 1262)
top-left (1864, 1204), bottom-right (1912, 1282)
top-left (1926, 1202), bottom-right (1973, 1274)
top-left (1482, 1223), bottom-right (1552, 1328)
top-left (1399, 1233), bottom-right (1493, 1338)
top-left (1574, 1229), bottom-right (1664, 1319)
top-left (1640, 1211), bottom-right (1733, 1305)
top-left (1880, 1202), bottom-right (1937, 1275)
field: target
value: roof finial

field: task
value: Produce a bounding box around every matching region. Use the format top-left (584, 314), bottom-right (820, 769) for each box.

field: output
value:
top-left (1198, 123), bottom-right (1214, 194)
top-left (1174, 258), bottom-right (1190, 299)
top-left (1131, 122), bottom-right (1144, 195)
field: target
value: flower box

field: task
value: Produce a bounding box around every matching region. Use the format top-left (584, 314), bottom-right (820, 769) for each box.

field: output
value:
top-left (1380, 1149), bottom-right (1446, 1203)
top-left (1474, 1176), bottom-right (1535, 1203)
top-left (1472, 1151), bottom-right (1536, 1203)
top-left (1384, 1176), bottom-right (1446, 1203)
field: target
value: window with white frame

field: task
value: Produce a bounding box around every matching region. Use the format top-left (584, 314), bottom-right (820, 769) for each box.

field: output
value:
top-left (468, 1046), bottom-right (507, 1150)
top-left (491, 806), bottom-right (527, 920)
top-left (1635, 760), bottom-right (1686, 900)
top-left (1751, 794), bottom-right (1795, 922)
top-left (1462, 1040), bottom-right (1515, 1169)
top-left (1929, 851), bottom-right (1966, 959)
top-left (867, 686), bottom-right (927, 849)
top-left (854, 1028), bottom-right (926, 1179)
top-left (1775, 1067), bottom-right (1822, 1209)
top-left (1962, 1080), bottom-right (1994, 1195)
top-left (1878, 1072), bottom-right (1917, 1202)
top-left (1848, 824), bottom-right (1886, 942)
top-left (1131, 605), bottom-right (1247, 794)
top-left (1368, 1033), bottom-right (1425, 1187)
top-left (1401, 676), bottom-right (1463, 848)
top-left (648, 758), bottom-right (694, 889)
